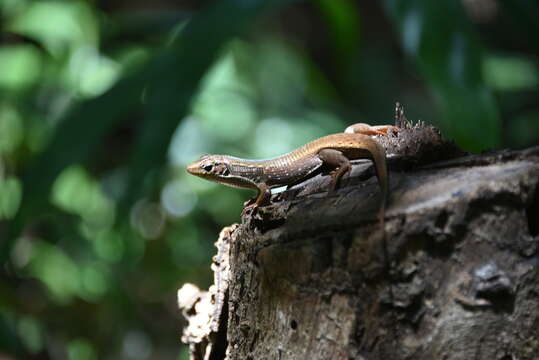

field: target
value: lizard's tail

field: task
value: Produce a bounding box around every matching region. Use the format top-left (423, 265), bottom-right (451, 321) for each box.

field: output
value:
top-left (368, 138), bottom-right (392, 303)
top-left (369, 139), bottom-right (388, 213)
top-left (351, 134), bottom-right (389, 265)
top-left (360, 135), bottom-right (388, 231)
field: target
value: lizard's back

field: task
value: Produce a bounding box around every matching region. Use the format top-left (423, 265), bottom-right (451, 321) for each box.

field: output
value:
top-left (258, 133), bottom-right (386, 187)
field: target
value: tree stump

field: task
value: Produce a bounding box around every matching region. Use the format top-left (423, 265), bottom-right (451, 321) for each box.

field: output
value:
top-left (179, 123), bottom-right (539, 360)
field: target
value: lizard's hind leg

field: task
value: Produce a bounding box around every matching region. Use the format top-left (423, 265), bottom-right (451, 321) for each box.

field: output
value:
top-left (344, 123), bottom-right (400, 136)
top-left (318, 149), bottom-right (351, 192)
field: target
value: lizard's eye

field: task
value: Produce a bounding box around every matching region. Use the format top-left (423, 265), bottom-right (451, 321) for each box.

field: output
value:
top-left (203, 164), bottom-right (214, 172)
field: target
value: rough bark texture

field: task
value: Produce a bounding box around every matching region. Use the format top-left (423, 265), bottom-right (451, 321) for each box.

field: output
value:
top-left (179, 123), bottom-right (539, 360)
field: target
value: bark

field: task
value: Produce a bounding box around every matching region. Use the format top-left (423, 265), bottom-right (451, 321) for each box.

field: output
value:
top-left (179, 123), bottom-right (539, 360)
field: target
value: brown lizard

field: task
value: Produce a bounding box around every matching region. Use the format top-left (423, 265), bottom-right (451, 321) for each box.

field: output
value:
top-left (186, 123), bottom-right (397, 219)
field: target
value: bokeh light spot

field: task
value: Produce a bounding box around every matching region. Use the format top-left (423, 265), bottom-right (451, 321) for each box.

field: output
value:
top-left (11, 236), bottom-right (33, 269)
top-left (169, 116), bottom-right (211, 167)
top-left (52, 165), bottom-right (116, 228)
top-left (122, 330), bottom-right (153, 360)
top-left (194, 90), bottom-right (255, 142)
top-left (11, 1), bottom-right (98, 55)
top-left (253, 118), bottom-right (293, 158)
top-left (29, 241), bottom-right (81, 304)
top-left (0, 105), bottom-right (24, 153)
top-left (67, 338), bottom-right (97, 360)
top-left (17, 316), bottom-right (43, 353)
top-left (93, 230), bottom-right (125, 263)
top-left (161, 180), bottom-right (198, 218)
top-left (68, 45), bottom-right (120, 97)
top-left (130, 200), bottom-right (166, 240)
top-left (0, 176), bottom-right (22, 219)
top-left (80, 263), bottom-right (109, 301)
top-left (0, 46), bottom-right (41, 89)
top-left (483, 55), bottom-right (539, 91)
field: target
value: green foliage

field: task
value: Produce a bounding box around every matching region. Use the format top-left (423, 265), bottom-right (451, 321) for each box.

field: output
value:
top-left (385, 0), bottom-right (500, 151)
top-left (1, 0), bottom-right (538, 358)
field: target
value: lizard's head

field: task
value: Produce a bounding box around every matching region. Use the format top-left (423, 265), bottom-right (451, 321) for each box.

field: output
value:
top-left (187, 154), bottom-right (259, 190)
top-left (186, 154), bottom-right (231, 181)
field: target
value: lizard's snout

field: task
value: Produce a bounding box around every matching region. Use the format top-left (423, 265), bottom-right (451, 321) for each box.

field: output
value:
top-left (186, 162), bottom-right (202, 176)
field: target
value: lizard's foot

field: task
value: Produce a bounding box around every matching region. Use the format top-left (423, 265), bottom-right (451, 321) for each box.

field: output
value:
top-left (345, 123), bottom-right (400, 136)
top-left (241, 202), bottom-right (259, 216)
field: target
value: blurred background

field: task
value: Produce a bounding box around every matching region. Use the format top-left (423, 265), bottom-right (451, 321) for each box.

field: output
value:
top-left (0, 0), bottom-right (538, 358)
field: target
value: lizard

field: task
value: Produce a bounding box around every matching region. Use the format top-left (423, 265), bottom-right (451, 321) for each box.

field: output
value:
top-left (186, 123), bottom-right (398, 219)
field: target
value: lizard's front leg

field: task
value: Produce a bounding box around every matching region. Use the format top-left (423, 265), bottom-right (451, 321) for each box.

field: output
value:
top-left (317, 149), bottom-right (351, 192)
top-left (242, 183), bottom-right (270, 215)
